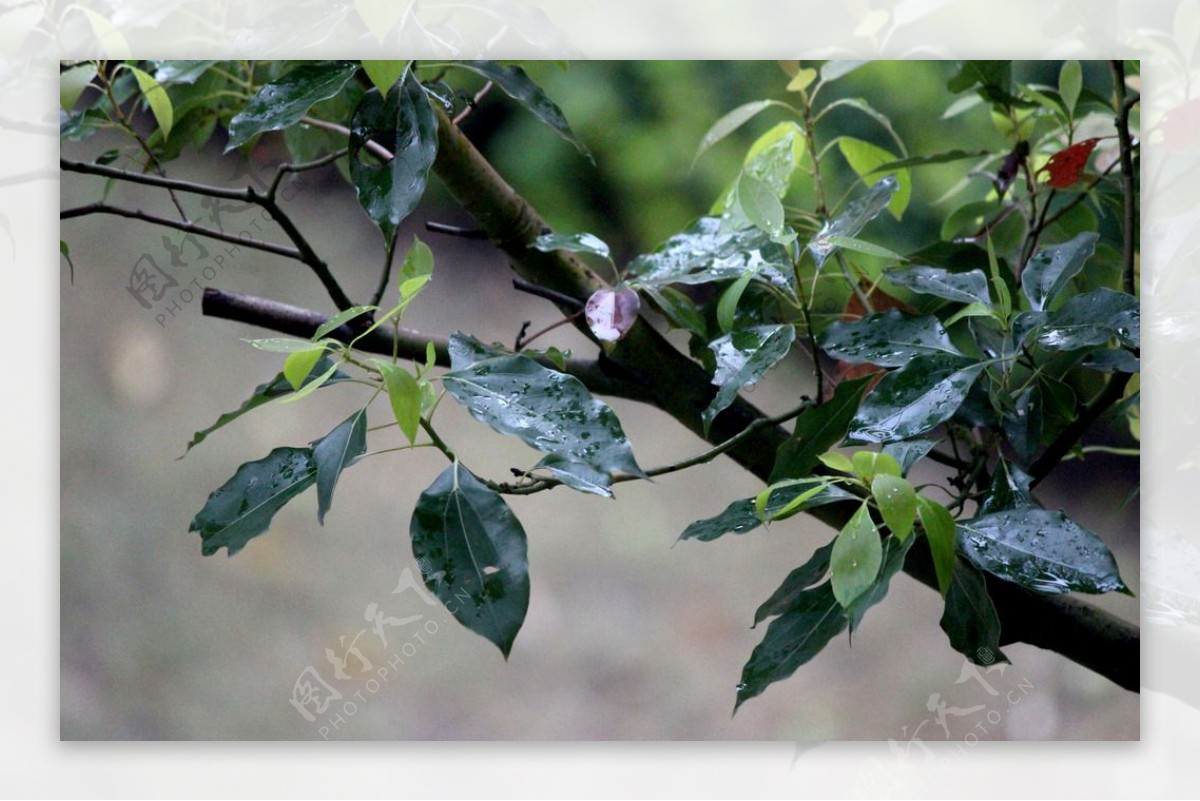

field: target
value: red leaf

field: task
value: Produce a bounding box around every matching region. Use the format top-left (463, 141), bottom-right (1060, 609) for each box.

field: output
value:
top-left (1036, 138), bottom-right (1101, 189)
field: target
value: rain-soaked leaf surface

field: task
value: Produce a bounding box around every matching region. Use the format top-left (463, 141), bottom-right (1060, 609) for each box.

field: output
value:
top-left (979, 458), bottom-right (1036, 514)
top-left (871, 474), bottom-right (916, 541)
top-left (1030, 288), bottom-right (1140, 351)
top-left (771, 376), bottom-right (872, 482)
top-left (917, 496), bottom-right (957, 596)
top-left (703, 324), bottom-right (796, 433)
top-left (310, 408), bottom-right (367, 525)
top-left (226, 61), bottom-right (357, 150)
top-left (957, 507), bottom-right (1129, 595)
top-left (831, 502), bottom-right (883, 607)
top-left (1020, 232), bottom-right (1098, 311)
top-left (819, 311), bottom-right (961, 367)
top-left (808, 176), bottom-right (897, 267)
top-left (753, 541), bottom-right (836, 627)
top-left (532, 231), bottom-right (611, 260)
top-left (190, 447), bottom-right (317, 556)
top-left (940, 557), bottom-right (1008, 665)
top-left (448, 331), bottom-right (509, 370)
top-left (885, 264), bottom-right (992, 306)
top-left (849, 354), bottom-right (984, 443)
top-left (678, 483), bottom-right (856, 542)
top-left (410, 463), bottom-right (529, 657)
top-left (845, 533), bottom-right (914, 633)
top-left (882, 438), bottom-right (939, 476)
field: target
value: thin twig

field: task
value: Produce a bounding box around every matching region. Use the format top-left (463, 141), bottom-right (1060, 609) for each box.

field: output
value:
top-left (452, 79), bottom-right (495, 125)
top-left (1111, 61), bottom-right (1139, 296)
top-left (267, 148), bottom-right (348, 199)
top-left (300, 115), bottom-right (395, 161)
top-left (512, 277), bottom-right (585, 311)
top-left (425, 220), bottom-right (489, 239)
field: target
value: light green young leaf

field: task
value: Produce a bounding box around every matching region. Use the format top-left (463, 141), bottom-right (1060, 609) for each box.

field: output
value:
top-left (692, 99), bottom-right (789, 168)
top-left (837, 137), bottom-right (911, 219)
top-left (831, 502), bottom-right (883, 608)
top-left (716, 270), bottom-right (756, 334)
top-left (125, 64), bottom-right (173, 140)
top-left (737, 172), bottom-right (786, 239)
top-left (852, 450), bottom-right (902, 482)
top-left (377, 361), bottom-right (422, 444)
top-left (871, 474), bottom-right (916, 541)
top-left (1059, 60), bottom-right (1082, 116)
top-left (312, 305), bottom-right (376, 342)
top-left (818, 450), bottom-right (855, 474)
top-left (278, 363), bottom-right (338, 404)
top-left (917, 495), bottom-right (958, 596)
top-left (362, 60), bottom-right (409, 93)
top-left (283, 346), bottom-right (327, 391)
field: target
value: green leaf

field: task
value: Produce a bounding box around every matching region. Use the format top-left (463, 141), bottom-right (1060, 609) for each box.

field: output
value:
top-left (283, 346), bottom-right (327, 390)
top-left (692, 99), bottom-right (785, 168)
top-left (985, 235), bottom-right (1012, 321)
top-left (310, 408), bottom-right (368, 525)
top-left (818, 451), bottom-right (855, 474)
top-left (532, 454), bottom-right (615, 498)
top-left (1029, 288), bottom-right (1140, 351)
top-left (819, 310), bottom-right (961, 367)
top-left (947, 60), bottom-right (1012, 95)
top-left (849, 353), bottom-right (985, 443)
top-left (771, 376), bottom-right (872, 482)
top-left (410, 463), bottom-right (530, 657)
top-left (378, 362), bottom-right (422, 444)
top-left (179, 358), bottom-right (349, 457)
top-left (872, 474), bottom-right (916, 540)
top-left (678, 484), bottom-right (856, 542)
top-left (945, 302), bottom-right (1003, 328)
top-left (1059, 60), bottom-right (1082, 115)
top-left (940, 557), bottom-right (1008, 665)
top-left (753, 541), bottom-right (835, 626)
top-left (398, 235), bottom-right (434, 300)
top-left (60, 239), bottom-right (76, 283)
top-left (448, 332), bottom-right (509, 370)
top-left (881, 439), bottom-right (938, 476)
top-left (737, 172), bottom-right (786, 239)
top-left (453, 61), bottom-right (591, 158)
top-left (821, 235), bottom-right (905, 261)
top-left (1002, 386), bottom-right (1041, 464)
top-left (644, 286), bottom-right (707, 338)
top-left (532, 232), bottom-right (611, 260)
top-left (312, 305), bottom-right (376, 342)
top-left (845, 533), bottom-right (914, 633)
top-left (1020, 232), bottom-right (1099, 312)
top-left (125, 64), bottom-right (173, 140)
top-left (807, 176), bottom-right (897, 267)
top-left (226, 61), bottom-right (357, 150)
top-left (820, 60), bottom-right (867, 82)
top-left (957, 507), bottom-right (1129, 595)
top-left (60, 63), bottom-right (98, 111)
top-left (837, 137), bottom-right (911, 219)
top-left (152, 60), bottom-right (217, 85)
top-left (190, 447), bottom-right (317, 556)
top-left (851, 450), bottom-right (902, 482)
top-left (885, 265), bottom-right (992, 306)
top-left (246, 337), bottom-right (327, 353)
top-left (703, 325), bottom-right (796, 434)
top-left (869, 149), bottom-right (993, 172)
top-left (716, 270), bottom-right (756, 334)
top-left (916, 496), bottom-right (957, 595)
top-left (735, 581), bottom-right (846, 710)
top-left (741, 121), bottom-right (807, 198)
top-left (349, 75), bottom-right (438, 242)
top-left (443, 349), bottom-right (645, 485)
top-left (755, 478), bottom-right (833, 521)
top-left (278, 364), bottom-right (339, 405)
top-left (831, 502), bottom-right (883, 607)
top-left (362, 59), bottom-right (408, 93)
top-left (786, 68), bottom-right (817, 94)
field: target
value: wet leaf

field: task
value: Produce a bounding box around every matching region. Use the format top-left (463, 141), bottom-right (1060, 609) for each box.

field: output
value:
top-left (838, 137), bottom-right (911, 219)
top-left (957, 507), bottom-right (1129, 595)
top-left (533, 454), bottom-right (614, 498)
top-left (448, 332), bottom-right (509, 370)
top-left (692, 99), bottom-right (786, 168)
top-left (742, 121), bottom-right (807, 198)
top-left (819, 310), bottom-right (961, 367)
top-left (678, 483), bottom-right (856, 542)
top-left (737, 172), bottom-right (786, 238)
top-left (703, 324), bottom-right (796, 434)
top-left (1037, 137), bottom-right (1101, 189)
top-left (808, 176), bottom-right (898, 267)
top-left (872, 474), bottom-right (916, 540)
top-left (532, 232), bottom-right (611, 260)
top-left (885, 265), bottom-right (992, 306)
top-left (1020, 231), bottom-right (1098, 311)
top-left (310, 408), bottom-right (368, 525)
top-left (716, 271), bottom-right (756, 334)
top-left (349, 74), bottom-right (438, 242)
top-left (753, 541), bottom-right (836, 627)
top-left (410, 463), bottom-right (530, 657)
top-left (831, 502), bottom-right (883, 608)
top-left (378, 362), bottom-right (422, 443)
top-left (644, 286), bottom-right (707, 338)
top-left (311, 305), bottom-right (376, 342)
top-left (940, 557), bottom-right (1008, 665)
top-left (771, 376), bottom-right (872, 482)
top-left (226, 61), bottom-right (358, 150)
top-left (361, 59), bottom-right (408, 93)
top-left (849, 354), bottom-right (984, 443)
top-left (917, 496), bottom-right (957, 596)
top-left (190, 447), bottom-right (317, 556)
top-left (979, 458), bottom-right (1036, 514)
top-left (846, 533), bottom-right (914, 633)
top-left (1002, 385), bottom-right (1042, 464)
top-left (1029, 288), bottom-right (1140, 351)
top-left (882, 438), bottom-right (938, 475)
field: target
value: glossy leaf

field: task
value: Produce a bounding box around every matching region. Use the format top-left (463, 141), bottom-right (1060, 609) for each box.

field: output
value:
top-left (882, 438), bottom-right (938, 476)
top-left (692, 99), bottom-right (784, 167)
top-left (872, 474), bottom-right (916, 540)
top-left (837, 137), bottom-right (911, 219)
top-left (940, 557), bottom-right (1008, 665)
top-left (1082, 348), bottom-right (1140, 373)
top-left (533, 454), bottom-right (614, 498)
top-left (126, 65), bottom-right (173, 140)
top-left (737, 172), bottom-right (786, 239)
top-left (819, 310), bottom-right (961, 367)
top-left (410, 463), bottom-right (530, 657)
top-left (849, 354), bottom-right (984, 443)
top-left (1031, 288), bottom-right (1140, 351)
top-left (818, 451), bottom-right (855, 474)
top-left (753, 541), bottom-right (836, 627)
top-left (678, 483), bottom-right (856, 542)
top-left (226, 61), bottom-right (357, 150)
top-left (821, 235), bottom-right (905, 261)
top-left (979, 458), bottom-right (1035, 514)
top-left (190, 447), bottom-right (317, 556)
top-left (885, 265), bottom-right (992, 306)
top-left (312, 305), bottom-right (376, 342)
top-left (831, 502), bottom-right (883, 608)
top-left (454, 61), bottom-right (590, 158)
top-left (180, 358), bottom-right (348, 456)
top-left (716, 271), bottom-right (756, 334)
top-left (349, 75), bottom-right (438, 241)
top-left (845, 533), bottom-right (914, 633)
top-left (917, 496), bottom-right (957, 596)
top-left (283, 346), bottom-right (327, 390)
top-left (735, 581), bottom-right (846, 710)
top-left (532, 232), bottom-right (611, 260)
top-left (152, 61), bottom-right (218, 85)
top-left (741, 121), bottom-right (807, 198)
top-left (957, 507), bottom-right (1129, 595)
top-left (362, 60), bottom-right (408, 93)
top-left (378, 362), bottom-right (422, 443)
top-left (755, 478), bottom-right (834, 521)
top-left (1002, 386), bottom-right (1041, 464)
top-left (808, 176), bottom-right (898, 267)
top-left (771, 376), bottom-right (872, 482)
top-left (703, 325), bottom-right (796, 433)
top-left (851, 450), bottom-right (902, 482)
top-left (310, 408), bottom-right (367, 525)
top-left (1021, 232), bottom-right (1099, 312)
top-left (448, 332), bottom-right (509, 370)
top-left (443, 353), bottom-right (645, 484)
top-left (644, 286), bottom-right (707, 338)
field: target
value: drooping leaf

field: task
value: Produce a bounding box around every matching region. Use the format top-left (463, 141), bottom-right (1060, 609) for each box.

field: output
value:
top-left (1029, 288), bottom-right (1140, 351)
top-left (716, 271), bottom-right (756, 334)
top-left (378, 362), bottom-right (422, 444)
top-left (771, 376), bottom-right (872, 482)
top-left (845, 533), bottom-right (914, 633)
top-left (885, 265), bottom-right (992, 306)
top-left (869, 149), bottom-right (993, 172)
top-left (1036, 137), bottom-right (1101, 189)
top-left (443, 352), bottom-right (645, 485)
top-left (678, 483), bottom-right (856, 543)
top-left (448, 332), bottom-right (509, 370)
top-left (871, 474), bottom-right (916, 541)
top-left (837, 137), bottom-right (911, 219)
top-left (703, 324), bottom-right (796, 434)
top-left (190, 447), bottom-right (317, 556)
top-left (808, 176), bottom-right (898, 267)
top-left (410, 463), bottom-right (530, 657)
top-left (881, 438), bottom-right (939, 475)
top-left (310, 408), bottom-right (368, 525)
top-left (849, 354), bottom-right (984, 443)
top-left (940, 557), bottom-right (1008, 665)
top-left (349, 74), bottom-right (438, 242)
top-left (453, 61), bottom-right (591, 158)
top-left (753, 541), bottom-right (835, 627)
top-left (179, 358), bottom-right (348, 456)
top-left (532, 232), bottom-right (611, 260)
top-left (830, 502), bottom-right (883, 608)
top-left (916, 496), bottom-right (957, 596)
top-left (312, 305), bottom-right (376, 342)
top-left (692, 99), bottom-right (786, 168)
top-left (957, 507), bottom-right (1129, 595)
top-left (819, 310), bottom-right (961, 368)
top-left (125, 64), bottom-right (173, 140)
top-left (585, 288), bottom-right (641, 342)
top-left (1002, 385), bottom-right (1042, 464)
top-left (1020, 232), bottom-right (1099, 312)
top-left (225, 61), bottom-right (358, 150)
top-left (735, 581), bottom-right (847, 710)
top-left (283, 346), bottom-right (327, 391)
top-left (533, 453), bottom-right (615, 498)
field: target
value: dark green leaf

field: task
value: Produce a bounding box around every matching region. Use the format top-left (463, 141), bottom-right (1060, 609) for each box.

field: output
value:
top-left (917, 496), bottom-right (957, 596)
top-left (957, 507), bottom-right (1129, 594)
top-left (179, 358), bottom-right (348, 457)
top-left (443, 353), bottom-right (645, 483)
top-left (532, 232), bottom-right (611, 260)
top-left (771, 376), bottom-right (872, 482)
top-left (850, 354), bottom-right (984, 443)
top-left (310, 408), bottom-right (367, 525)
top-left (190, 447), bottom-right (317, 556)
top-left (753, 541), bottom-right (835, 627)
top-left (225, 61), bottom-right (358, 150)
top-left (533, 454), bottom-right (614, 498)
top-left (882, 438), bottom-right (938, 475)
top-left (885, 265), bottom-right (992, 306)
top-left (410, 463), bottom-right (530, 657)
top-left (846, 533), bottom-right (914, 633)
top-left (831, 502), bottom-right (883, 607)
top-left (940, 557), bottom-right (1008, 665)
top-left (1020, 232), bottom-right (1099, 312)
top-left (644, 286), bottom-right (707, 338)
top-left (735, 581), bottom-right (846, 710)
top-left (1002, 386), bottom-right (1041, 464)
top-left (349, 74), bottom-right (438, 241)
top-left (703, 325), bottom-right (796, 434)
top-left (819, 310), bottom-right (961, 367)
top-left (1082, 348), bottom-right (1140, 373)
top-left (454, 61), bottom-right (590, 158)
top-left (808, 176), bottom-right (897, 266)
top-left (678, 483), bottom-right (856, 543)
top-left (947, 61), bottom-right (1012, 95)
top-left (448, 332), bottom-right (509, 370)
top-left (1030, 288), bottom-right (1140, 351)
top-left (872, 474), bottom-right (916, 541)
top-left (153, 60), bottom-right (218, 85)
top-left (978, 458), bottom-right (1035, 514)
